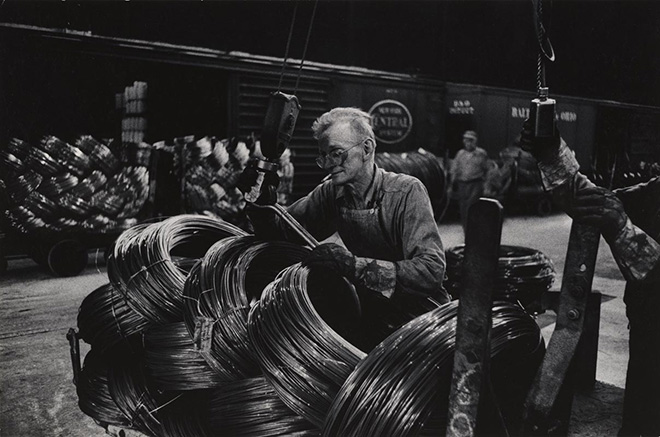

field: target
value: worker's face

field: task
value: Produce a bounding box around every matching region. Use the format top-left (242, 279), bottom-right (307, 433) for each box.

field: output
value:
top-left (463, 135), bottom-right (477, 151)
top-left (317, 123), bottom-right (368, 186)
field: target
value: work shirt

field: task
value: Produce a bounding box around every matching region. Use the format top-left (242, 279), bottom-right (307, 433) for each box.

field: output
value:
top-left (450, 147), bottom-right (489, 182)
top-left (285, 165), bottom-right (449, 303)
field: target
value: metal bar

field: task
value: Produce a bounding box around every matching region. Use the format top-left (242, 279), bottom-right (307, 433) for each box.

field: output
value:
top-left (446, 198), bottom-right (504, 437)
top-left (575, 291), bottom-right (602, 391)
top-left (522, 223), bottom-right (600, 434)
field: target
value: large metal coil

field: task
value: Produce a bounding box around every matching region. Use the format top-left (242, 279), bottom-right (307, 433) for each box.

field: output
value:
top-left (107, 347), bottom-right (165, 437)
top-left (0, 149), bottom-right (25, 177)
top-left (26, 146), bottom-right (64, 176)
top-left (77, 283), bottom-right (151, 353)
top-left (7, 170), bottom-right (42, 204)
top-left (23, 190), bottom-right (58, 220)
top-left (7, 138), bottom-right (31, 160)
top-left (37, 172), bottom-right (79, 197)
top-left (5, 206), bottom-right (46, 233)
top-left (57, 192), bottom-right (94, 219)
top-left (183, 237), bottom-right (310, 380)
top-left (143, 321), bottom-right (227, 391)
top-left (206, 377), bottom-right (318, 436)
top-left (40, 135), bottom-right (92, 177)
top-left (323, 301), bottom-right (545, 436)
top-left (157, 391), bottom-right (210, 437)
top-left (69, 170), bottom-right (108, 199)
top-left (76, 348), bottom-right (134, 429)
top-left (247, 263), bottom-right (366, 428)
top-left (375, 149), bottom-right (448, 218)
top-left (446, 245), bottom-right (555, 312)
top-left (107, 215), bottom-right (247, 324)
top-left (91, 190), bottom-right (126, 217)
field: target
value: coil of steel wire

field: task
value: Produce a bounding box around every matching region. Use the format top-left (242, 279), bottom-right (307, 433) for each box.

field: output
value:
top-left (120, 142), bottom-right (152, 167)
top-left (107, 347), bottom-right (164, 437)
top-left (91, 190), bottom-right (126, 217)
top-left (7, 138), bottom-right (31, 160)
top-left (446, 245), bottom-right (555, 312)
top-left (143, 321), bottom-right (227, 391)
top-left (37, 172), bottom-right (79, 197)
top-left (6, 170), bottom-right (42, 204)
top-left (23, 190), bottom-right (59, 220)
top-left (323, 301), bottom-right (545, 436)
top-left (0, 149), bottom-right (25, 177)
top-left (375, 149), bottom-right (448, 218)
top-left (26, 146), bottom-right (65, 176)
top-left (69, 170), bottom-right (108, 199)
top-left (40, 135), bottom-right (92, 177)
top-left (183, 237), bottom-right (310, 380)
top-left (57, 192), bottom-right (94, 218)
top-left (77, 348), bottom-right (133, 429)
top-left (247, 263), bottom-right (365, 428)
top-left (77, 284), bottom-right (151, 353)
top-left (107, 215), bottom-right (247, 324)
top-left (157, 391), bottom-right (210, 437)
top-left (207, 376), bottom-right (318, 436)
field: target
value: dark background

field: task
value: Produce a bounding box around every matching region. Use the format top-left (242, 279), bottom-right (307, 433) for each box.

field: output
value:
top-left (1, 0), bottom-right (659, 107)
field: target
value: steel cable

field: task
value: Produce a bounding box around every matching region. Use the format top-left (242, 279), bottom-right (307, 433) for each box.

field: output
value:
top-left (322, 301), bottom-right (545, 436)
top-left (107, 215), bottom-right (247, 324)
top-left (247, 263), bottom-right (366, 428)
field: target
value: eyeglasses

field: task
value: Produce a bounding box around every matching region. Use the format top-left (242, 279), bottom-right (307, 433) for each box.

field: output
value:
top-left (315, 139), bottom-right (365, 169)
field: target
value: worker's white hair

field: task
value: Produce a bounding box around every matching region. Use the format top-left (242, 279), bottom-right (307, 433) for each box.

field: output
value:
top-left (312, 107), bottom-right (375, 141)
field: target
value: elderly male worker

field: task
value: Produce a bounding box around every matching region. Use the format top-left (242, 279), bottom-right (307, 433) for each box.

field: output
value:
top-left (242, 107), bottom-right (449, 327)
top-left (449, 130), bottom-right (490, 232)
top-left (521, 121), bottom-right (660, 437)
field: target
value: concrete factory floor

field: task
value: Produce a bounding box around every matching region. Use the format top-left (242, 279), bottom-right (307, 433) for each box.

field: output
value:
top-left (0, 212), bottom-right (629, 436)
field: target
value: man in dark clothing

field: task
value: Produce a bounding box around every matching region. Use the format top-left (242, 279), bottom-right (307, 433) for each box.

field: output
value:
top-left (521, 123), bottom-right (660, 437)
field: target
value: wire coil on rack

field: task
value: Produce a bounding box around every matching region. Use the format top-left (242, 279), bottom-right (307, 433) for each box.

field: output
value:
top-left (446, 245), bottom-right (555, 312)
top-left (323, 301), bottom-right (545, 436)
top-left (247, 263), bottom-right (365, 428)
top-left (77, 283), bottom-right (151, 353)
top-left (26, 146), bottom-right (64, 176)
top-left (107, 215), bottom-right (247, 324)
top-left (37, 172), bottom-right (79, 198)
top-left (207, 376), bottom-right (318, 436)
top-left (6, 170), bottom-right (43, 204)
top-left (69, 170), bottom-right (108, 199)
top-left (7, 137), bottom-right (31, 160)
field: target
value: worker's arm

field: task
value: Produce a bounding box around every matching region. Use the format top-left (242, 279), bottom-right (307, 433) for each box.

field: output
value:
top-left (306, 180), bottom-right (448, 301)
top-left (520, 124), bottom-right (660, 282)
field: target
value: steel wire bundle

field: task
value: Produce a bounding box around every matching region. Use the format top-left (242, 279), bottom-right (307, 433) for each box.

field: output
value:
top-left (7, 137), bottom-right (30, 160)
top-left (57, 192), bottom-right (94, 218)
top-left (446, 245), bottom-right (555, 312)
top-left (107, 348), bottom-right (164, 437)
top-left (107, 214), bottom-right (247, 323)
top-left (247, 263), bottom-right (366, 428)
top-left (6, 170), bottom-right (42, 203)
top-left (143, 321), bottom-right (227, 391)
top-left (0, 149), bottom-right (25, 176)
top-left (120, 142), bottom-right (152, 167)
top-left (322, 301), bottom-right (545, 437)
top-left (26, 145), bottom-right (65, 176)
top-left (40, 135), bottom-right (93, 177)
top-left (206, 376), bottom-right (318, 436)
top-left (77, 283), bottom-right (151, 353)
top-left (23, 190), bottom-right (58, 220)
top-left (37, 172), bottom-right (79, 197)
top-left (183, 237), bottom-right (310, 379)
top-left (77, 348), bottom-right (134, 429)
top-left (69, 170), bottom-right (108, 199)
top-left (75, 136), bottom-right (121, 177)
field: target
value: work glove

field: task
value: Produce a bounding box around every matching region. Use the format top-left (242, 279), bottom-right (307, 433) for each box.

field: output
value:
top-left (304, 243), bottom-right (357, 280)
top-left (565, 186), bottom-right (628, 240)
top-left (519, 118), bottom-right (561, 164)
top-left (237, 161), bottom-right (279, 206)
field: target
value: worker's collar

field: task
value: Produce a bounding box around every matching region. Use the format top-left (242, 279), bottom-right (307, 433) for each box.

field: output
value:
top-left (335, 164), bottom-right (382, 209)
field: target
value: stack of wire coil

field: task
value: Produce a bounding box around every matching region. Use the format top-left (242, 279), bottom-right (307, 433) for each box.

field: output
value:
top-left (72, 214), bottom-right (548, 436)
top-left (445, 244), bottom-right (555, 313)
top-left (375, 148), bottom-right (448, 219)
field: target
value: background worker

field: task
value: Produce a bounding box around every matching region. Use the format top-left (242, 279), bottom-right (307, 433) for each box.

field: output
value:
top-left (240, 108), bottom-right (450, 332)
top-left (520, 121), bottom-right (660, 437)
top-left (448, 130), bottom-right (490, 232)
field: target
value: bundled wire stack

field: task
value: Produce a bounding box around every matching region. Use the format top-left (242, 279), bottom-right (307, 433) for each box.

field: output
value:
top-left (1, 135), bottom-right (151, 235)
top-left (323, 301), bottom-right (545, 436)
top-left (445, 244), bottom-right (555, 313)
top-left (181, 136), bottom-right (254, 226)
top-left (375, 148), bottom-right (448, 218)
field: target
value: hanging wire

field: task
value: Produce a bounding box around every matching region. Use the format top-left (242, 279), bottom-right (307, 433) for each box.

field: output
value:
top-left (107, 214), bottom-right (247, 324)
top-left (294, 0), bottom-right (319, 93)
top-left (247, 263), bottom-right (365, 428)
top-left (322, 301), bottom-right (545, 436)
top-left (206, 376), bottom-right (318, 436)
top-left (277, 1), bottom-right (299, 91)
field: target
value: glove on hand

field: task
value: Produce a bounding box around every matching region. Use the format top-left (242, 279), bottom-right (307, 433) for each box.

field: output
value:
top-left (519, 118), bottom-right (562, 163)
top-left (566, 186), bottom-right (628, 240)
top-left (304, 243), bottom-right (356, 279)
top-left (237, 162), bottom-right (280, 206)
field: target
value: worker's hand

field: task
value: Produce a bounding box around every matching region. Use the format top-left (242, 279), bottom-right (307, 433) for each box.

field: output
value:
top-left (237, 162), bottom-right (279, 206)
top-left (519, 118), bottom-right (561, 163)
top-left (566, 186), bottom-right (628, 240)
top-left (304, 243), bottom-right (356, 279)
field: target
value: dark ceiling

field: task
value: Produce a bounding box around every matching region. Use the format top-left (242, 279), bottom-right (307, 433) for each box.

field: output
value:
top-left (2, 0), bottom-right (659, 107)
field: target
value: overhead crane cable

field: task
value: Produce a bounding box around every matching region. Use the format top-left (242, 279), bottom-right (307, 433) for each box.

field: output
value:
top-left (277, 1), bottom-right (299, 91)
top-left (532, 0), bottom-right (555, 95)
